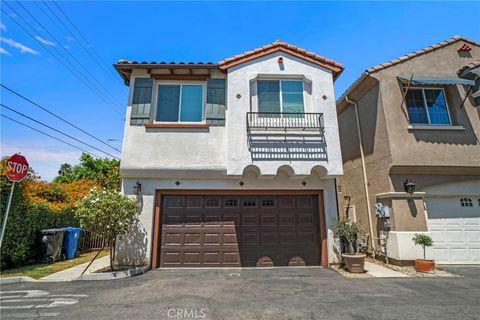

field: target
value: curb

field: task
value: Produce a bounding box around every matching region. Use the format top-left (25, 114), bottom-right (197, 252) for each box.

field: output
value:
top-left (0, 276), bottom-right (38, 284)
top-left (1, 266), bottom-right (149, 284)
top-left (76, 266), bottom-right (149, 281)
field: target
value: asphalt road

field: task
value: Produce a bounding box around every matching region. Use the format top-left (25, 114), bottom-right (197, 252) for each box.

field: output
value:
top-left (1, 266), bottom-right (479, 320)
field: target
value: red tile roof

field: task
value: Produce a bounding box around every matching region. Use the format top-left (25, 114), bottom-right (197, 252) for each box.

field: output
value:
top-left (366, 35), bottom-right (479, 73)
top-left (217, 40), bottom-right (344, 80)
top-left (116, 60), bottom-right (217, 66)
top-left (337, 35), bottom-right (480, 109)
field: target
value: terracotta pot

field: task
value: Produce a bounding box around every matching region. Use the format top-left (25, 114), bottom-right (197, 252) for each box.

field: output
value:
top-left (342, 253), bottom-right (366, 273)
top-left (414, 259), bottom-right (435, 273)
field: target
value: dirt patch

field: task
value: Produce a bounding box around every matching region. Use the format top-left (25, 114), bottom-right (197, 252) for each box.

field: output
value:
top-left (95, 266), bottom-right (131, 273)
top-left (331, 264), bottom-right (372, 279)
top-left (366, 258), bottom-right (460, 278)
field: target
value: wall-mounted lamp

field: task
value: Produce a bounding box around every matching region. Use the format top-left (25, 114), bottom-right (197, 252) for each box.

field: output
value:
top-left (277, 57), bottom-right (284, 64)
top-left (403, 179), bottom-right (415, 195)
top-left (133, 180), bottom-right (142, 195)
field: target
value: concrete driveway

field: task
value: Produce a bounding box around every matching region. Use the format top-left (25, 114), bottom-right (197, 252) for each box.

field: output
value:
top-left (1, 266), bottom-right (479, 320)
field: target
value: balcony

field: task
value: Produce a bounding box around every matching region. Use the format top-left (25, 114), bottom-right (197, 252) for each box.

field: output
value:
top-left (246, 112), bottom-right (324, 132)
top-left (246, 112), bottom-right (327, 161)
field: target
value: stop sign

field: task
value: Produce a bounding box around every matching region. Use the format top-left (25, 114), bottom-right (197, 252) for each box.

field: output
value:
top-left (5, 154), bottom-right (29, 182)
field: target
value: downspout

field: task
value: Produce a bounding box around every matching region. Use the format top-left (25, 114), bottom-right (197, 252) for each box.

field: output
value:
top-left (345, 95), bottom-right (376, 259)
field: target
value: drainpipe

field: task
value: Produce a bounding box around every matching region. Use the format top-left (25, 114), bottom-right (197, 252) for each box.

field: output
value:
top-left (345, 95), bottom-right (376, 259)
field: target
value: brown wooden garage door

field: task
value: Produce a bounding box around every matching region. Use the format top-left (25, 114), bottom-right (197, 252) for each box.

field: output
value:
top-left (159, 195), bottom-right (321, 267)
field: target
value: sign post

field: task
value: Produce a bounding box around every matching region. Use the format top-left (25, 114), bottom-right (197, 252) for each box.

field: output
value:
top-left (0, 154), bottom-right (29, 248)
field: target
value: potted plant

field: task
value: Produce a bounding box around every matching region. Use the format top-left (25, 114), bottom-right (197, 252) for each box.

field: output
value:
top-left (412, 234), bottom-right (435, 273)
top-left (332, 217), bottom-right (366, 273)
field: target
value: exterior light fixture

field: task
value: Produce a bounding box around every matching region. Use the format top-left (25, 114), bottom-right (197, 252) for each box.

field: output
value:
top-left (133, 180), bottom-right (142, 195)
top-left (403, 179), bottom-right (415, 195)
top-left (239, 181), bottom-right (244, 186)
top-left (278, 57), bottom-right (284, 63)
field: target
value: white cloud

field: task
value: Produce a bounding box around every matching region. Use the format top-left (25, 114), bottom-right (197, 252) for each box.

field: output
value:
top-left (65, 36), bottom-right (75, 42)
top-left (0, 23), bottom-right (6, 31)
top-left (35, 36), bottom-right (56, 46)
top-left (0, 47), bottom-right (10, 55)
top-left (1, 144), bottom-right (81, 181)
top-left (63, 44), bottom-right (70, 49)
top-left (0, 37), bottom-right (39, 55)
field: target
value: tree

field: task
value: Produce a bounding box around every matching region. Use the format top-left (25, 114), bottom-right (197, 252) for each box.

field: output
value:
top-left (54, 153), bottom-right (120, 191)
top-left (332, 217), bottom-right (366, 254)
top-left (75, 188), bottom-right (139, 270)
top-left (412, 234), bottom-right (433, 260)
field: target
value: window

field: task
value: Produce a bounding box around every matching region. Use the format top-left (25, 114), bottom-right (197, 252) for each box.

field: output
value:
top-left (460, 198), bottom-right (473, 207)
top-left (155, 84), bottom-right (204, 122)
top-left (257, 80), bottom-right (304, 115)
top-left (405, 88), bottom-right (451, 125)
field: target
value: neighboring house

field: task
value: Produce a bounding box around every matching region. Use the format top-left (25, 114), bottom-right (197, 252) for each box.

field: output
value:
top-left (336, 36), bottom-right (480, 265)
top-left (114, 40), bottom-right (344, 268)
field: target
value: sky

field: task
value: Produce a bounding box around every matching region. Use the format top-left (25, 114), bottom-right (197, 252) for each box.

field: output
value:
top-left (1, 1), bottom-right (479, 181)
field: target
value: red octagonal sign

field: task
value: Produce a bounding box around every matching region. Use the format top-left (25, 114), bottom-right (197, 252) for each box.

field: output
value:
top-left (6, 154), bottom-right (29, 182)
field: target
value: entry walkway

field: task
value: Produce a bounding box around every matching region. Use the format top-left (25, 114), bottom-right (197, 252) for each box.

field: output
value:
top-left (364, 261), bottom-right (409, 277)
top-left (40, 256), bottom-right (110, 281)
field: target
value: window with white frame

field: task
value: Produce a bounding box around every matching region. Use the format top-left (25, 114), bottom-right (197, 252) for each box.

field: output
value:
top-left (405, 88), bottom-right (451, 125)
top-left (460, 198), bottom-right (473, 207)
top-left (257, 80), bottom-right (304, 115)
top-left (155, 83), bottom-right (204, 122)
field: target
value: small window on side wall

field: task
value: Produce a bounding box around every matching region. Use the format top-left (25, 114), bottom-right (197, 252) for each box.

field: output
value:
top-left (405, 88), bottom-right (451, 125)
top-left (460, 198), bottom-right (473, 207)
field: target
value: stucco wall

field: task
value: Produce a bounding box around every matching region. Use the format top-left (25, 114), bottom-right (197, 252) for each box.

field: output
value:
top-left (226, 52), bottom-right (343, 177)
top-left (116, 175), bottom-right (340, 267)
top-left (120, 70), bottom-right (228, 179)
top-left (375, 41), bottom-right (480, 168)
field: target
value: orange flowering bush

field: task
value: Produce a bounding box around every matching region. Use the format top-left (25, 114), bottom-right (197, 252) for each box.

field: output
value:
top-left (23, 179), bottom-right (100, 213)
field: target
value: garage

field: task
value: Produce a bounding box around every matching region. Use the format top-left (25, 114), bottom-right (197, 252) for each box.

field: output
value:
top-left (153, 193), bottom-right (324, 268)
top-left (426, 197), bottom-right (480, 264)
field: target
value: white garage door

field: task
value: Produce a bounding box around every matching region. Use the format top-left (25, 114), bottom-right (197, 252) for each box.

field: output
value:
top-left (426, 197), bottom-right (480, 264)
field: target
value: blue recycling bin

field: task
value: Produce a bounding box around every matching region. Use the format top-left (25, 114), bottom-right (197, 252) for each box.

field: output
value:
top-left (62, 227), bottom-right (82, 260)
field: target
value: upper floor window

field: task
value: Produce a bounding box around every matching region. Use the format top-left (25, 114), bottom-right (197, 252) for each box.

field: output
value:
top-left (405, 88), bottom-right (451, 125)
top-left (155, 83), bottom-right (204, 122)
top-left (460, 198), bottom-right (473, 207)
top-left (257, 80), bottom-right (304, 115)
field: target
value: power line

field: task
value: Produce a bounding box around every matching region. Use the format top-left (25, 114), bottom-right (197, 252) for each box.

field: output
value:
top-left (1, 114), bottom-right (103, 159)
top-left (14, 1), bottom-right (124, 109)
top-left (1, 4), bottom-right (124, 117)
top-left (39, 1), bottom-right (125, 90)
top-left (0, 84), bottom-right (122, 153)
top-left (1, 104), bottom-right (120, 159)
top-left (51, 1), bottom-right (125, 86)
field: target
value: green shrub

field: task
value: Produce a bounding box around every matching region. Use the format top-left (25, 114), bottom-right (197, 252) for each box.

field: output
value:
top-left (76, 188), bottom-right (139, 270)
top-left (412, 234), bottom-right (433, 260)
top-left (332, 217), bottom-right (365, 254)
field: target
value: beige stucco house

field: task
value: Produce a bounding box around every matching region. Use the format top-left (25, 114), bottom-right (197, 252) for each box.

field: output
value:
top-left (336, 36), bottom-right (480, 265)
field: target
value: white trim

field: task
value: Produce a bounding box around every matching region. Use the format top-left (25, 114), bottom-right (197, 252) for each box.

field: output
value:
top-left (406, 87), bottom-right (452, 126)
top-left (153, 81), bottom-right (207, 124)
top-left (376, 192), bottom-right (425, 199)
top-left (407, 125), bottom-right (465, 131)
top-left (424, 193), bottom-right (480, 199)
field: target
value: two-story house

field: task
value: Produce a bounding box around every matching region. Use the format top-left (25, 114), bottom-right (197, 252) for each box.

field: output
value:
top-left (336, 36), bottom-right (480, 265)
top-left (114, 40), bottom-right (344, 268)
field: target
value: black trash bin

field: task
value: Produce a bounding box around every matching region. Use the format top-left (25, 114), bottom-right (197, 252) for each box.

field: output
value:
top-left (39, 229), bottom-right (66, 263)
